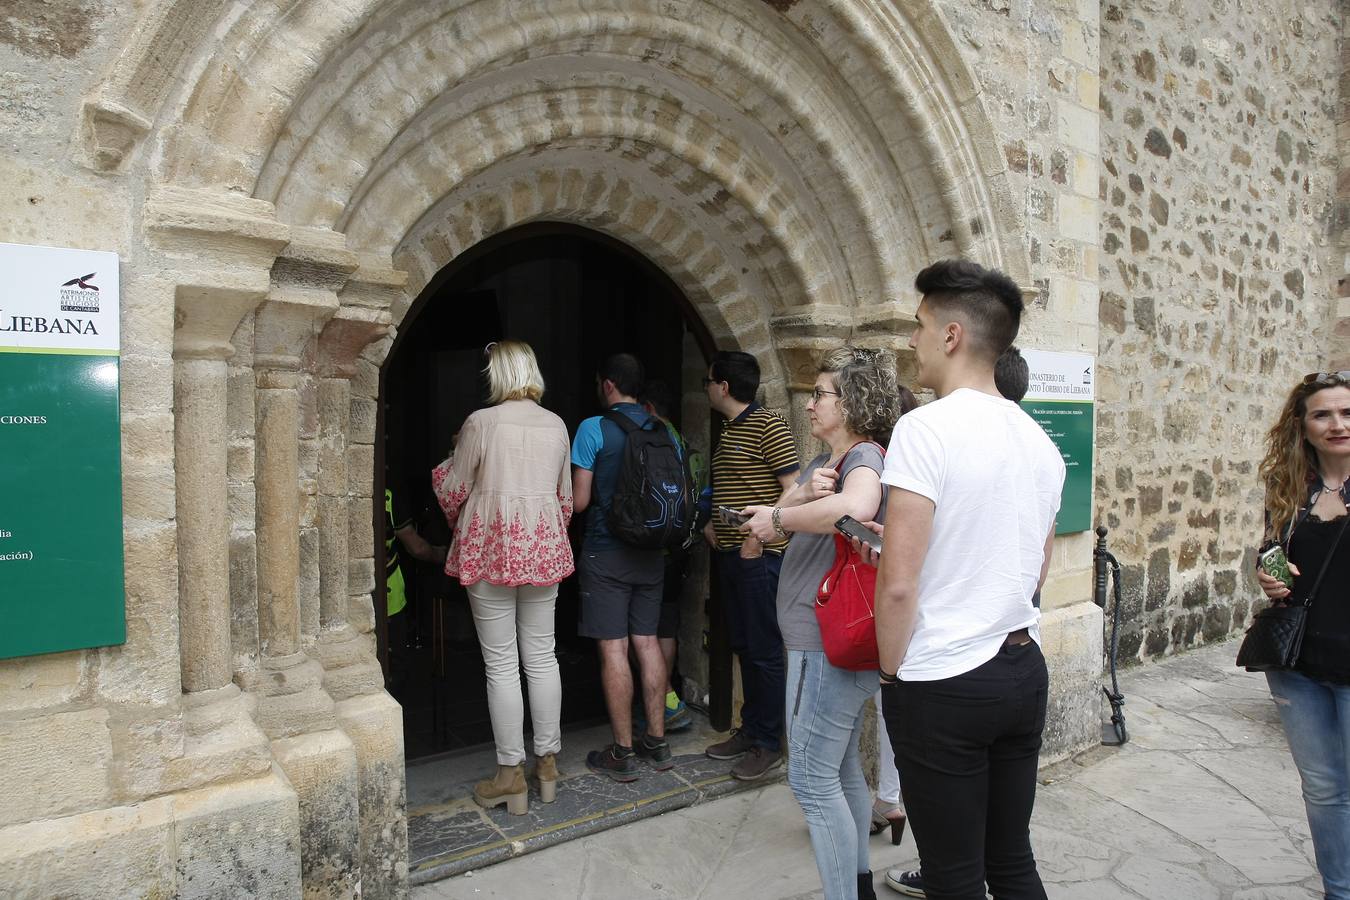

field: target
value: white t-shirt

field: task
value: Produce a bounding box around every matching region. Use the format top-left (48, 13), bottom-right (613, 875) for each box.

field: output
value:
top-left (881, 388), bottom-right (1065, 681)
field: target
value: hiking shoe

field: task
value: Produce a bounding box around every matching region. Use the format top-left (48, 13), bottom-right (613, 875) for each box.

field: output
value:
top-left (665, 698), bottom-right (693, 732)
top-left (634, 733), bottom-right (674, 771)
top-left (705, 728), bottom-right (754, 760)
top-left (884, 868), bottom-right (925, 897)
top-left (730, 745), bottom-right (783, 781)
top-left (586, 744), bottom-right (639, 782)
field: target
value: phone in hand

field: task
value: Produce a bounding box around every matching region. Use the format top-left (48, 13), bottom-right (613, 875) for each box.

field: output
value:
top-left (1259, 544), bottom-right (1293, 585)
top-left (717, 506), bottom-right (750, 528)
top-left (835, 515), bottom-right (882, 554)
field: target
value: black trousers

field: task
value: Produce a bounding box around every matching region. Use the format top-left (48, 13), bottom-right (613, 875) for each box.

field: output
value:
top-left (715, 550), bottom-right (785, 752)
top-left (881, 640), bottom-right (1049, 900)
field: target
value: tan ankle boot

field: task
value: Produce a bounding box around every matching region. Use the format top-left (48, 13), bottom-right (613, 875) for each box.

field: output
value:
top-left (534, 753), bottom-right (559, 803)
top-left (473, 763), bottom-right (527, 815)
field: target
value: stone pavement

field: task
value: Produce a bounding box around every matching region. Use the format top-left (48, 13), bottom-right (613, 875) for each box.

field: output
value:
top-left (415, 640), bottom-right (1325, 899)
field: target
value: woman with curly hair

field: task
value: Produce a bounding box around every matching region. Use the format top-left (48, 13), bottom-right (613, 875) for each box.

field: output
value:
top-left (1255, 370), bottom-right (1350, 899)
top-left (742, 347), bottom-right (916, 900)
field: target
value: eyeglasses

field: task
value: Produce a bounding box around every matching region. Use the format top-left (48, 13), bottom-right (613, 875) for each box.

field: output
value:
top-left (702, 376), bottom-right (722, 387)
top-left (1303, 371), bottom-right (1350, 386)
top-left (810, 387), bottom-right (841, 402)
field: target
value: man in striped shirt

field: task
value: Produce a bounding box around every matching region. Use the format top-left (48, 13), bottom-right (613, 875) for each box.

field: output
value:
top-left (702, 350), bottom-right (800, 780)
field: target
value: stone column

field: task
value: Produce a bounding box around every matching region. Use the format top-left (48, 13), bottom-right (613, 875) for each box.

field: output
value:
top-left (138, 186), bottom-right (302, 896)
top-left (313, 259), bottom-right (410, 900)
top-left (249, 229), bottom-right (363, 900)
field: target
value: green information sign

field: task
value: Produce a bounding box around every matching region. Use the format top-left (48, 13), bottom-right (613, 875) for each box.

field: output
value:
top-left (1019, 349), bottom-right (1094, 535)
top-left (0, 242), bottom-right (124, 659)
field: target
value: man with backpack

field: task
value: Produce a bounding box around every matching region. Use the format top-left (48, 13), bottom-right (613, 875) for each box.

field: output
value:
top-left (572, 353), bottom-right (693, 781)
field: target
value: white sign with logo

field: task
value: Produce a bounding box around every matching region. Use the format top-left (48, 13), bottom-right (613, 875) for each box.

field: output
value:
top-left (0, 242), bottom-right (120, 353)
top-left (1021, 348), bottom-right (1094, 402)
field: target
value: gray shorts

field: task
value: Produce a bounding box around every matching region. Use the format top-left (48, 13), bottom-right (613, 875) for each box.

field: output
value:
top-left (578, 546), bottom-right (664, 640)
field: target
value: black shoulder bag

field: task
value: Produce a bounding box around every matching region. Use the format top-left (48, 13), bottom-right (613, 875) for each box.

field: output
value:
top-left (1236, 487), bottom-right (1350, 672)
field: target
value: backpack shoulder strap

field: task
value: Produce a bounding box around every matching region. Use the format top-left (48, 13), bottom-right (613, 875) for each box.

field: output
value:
top-left (602, 409), bottom-right (642, 433)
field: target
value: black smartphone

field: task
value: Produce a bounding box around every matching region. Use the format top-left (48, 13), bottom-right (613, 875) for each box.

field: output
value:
top-left (716, 505), bottom-right (750, 527)
top-left (835, 515), bottom-right (882, 553)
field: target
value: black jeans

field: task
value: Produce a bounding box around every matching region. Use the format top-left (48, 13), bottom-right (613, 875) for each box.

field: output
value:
top-left (881, 640), bottom-right (1049, 900)
top-left (716, 550), bottom-right (785, 752)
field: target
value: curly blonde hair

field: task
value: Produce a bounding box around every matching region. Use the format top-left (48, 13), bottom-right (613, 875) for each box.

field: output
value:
top-left (1259, 373), bottom-right (1350, 539)
top-left (819, 347), bottom-right (915, 443)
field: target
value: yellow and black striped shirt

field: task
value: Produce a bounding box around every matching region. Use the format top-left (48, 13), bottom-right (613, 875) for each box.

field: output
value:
top-left (711, 404), bottom-right (800, 551)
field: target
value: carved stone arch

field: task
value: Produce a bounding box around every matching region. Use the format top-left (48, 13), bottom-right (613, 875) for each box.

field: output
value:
top-left (84, 1), bottom-right (1046, 892)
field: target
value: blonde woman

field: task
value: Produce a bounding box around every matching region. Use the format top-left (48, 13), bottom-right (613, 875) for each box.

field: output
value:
top-left (432, 341), bottom-right (574, 815)
top-left (1256, 371), bottom-right (1350, 899)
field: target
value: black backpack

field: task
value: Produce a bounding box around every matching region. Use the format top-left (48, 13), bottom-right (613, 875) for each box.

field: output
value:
top-left (602, 411), bottom-right (695, 550)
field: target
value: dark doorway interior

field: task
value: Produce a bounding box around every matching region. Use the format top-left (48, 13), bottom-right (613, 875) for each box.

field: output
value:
top-left (379, 224), bottom-right (705, 761)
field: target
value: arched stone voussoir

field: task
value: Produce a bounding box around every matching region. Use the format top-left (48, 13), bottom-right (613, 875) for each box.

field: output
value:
top-left (391, 176), bottom-right (787, 390)
top-left (401, 152), bottom-right (789, 299)
top-left (258, 1), bottom-right (914, 278)
top-left (341, 118), bottom-right (846, 317)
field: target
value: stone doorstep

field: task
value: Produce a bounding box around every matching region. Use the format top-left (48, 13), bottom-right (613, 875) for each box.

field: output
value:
top-left (407, 752), bottom-right (783, 885)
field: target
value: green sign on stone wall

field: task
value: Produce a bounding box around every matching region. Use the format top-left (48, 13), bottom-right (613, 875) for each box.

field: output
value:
top-left (1019, 349), bottom-right (1094, 535)
top-left (0, 242), bottom-right (124, 659)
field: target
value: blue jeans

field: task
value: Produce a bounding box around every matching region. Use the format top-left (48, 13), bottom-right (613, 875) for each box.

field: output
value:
top-left (1267, 670), bottom-right (1350, 899)
top-left (786, 649), bottom-right (877, 900)
top-left (717, 550), bottom-right (785, 751)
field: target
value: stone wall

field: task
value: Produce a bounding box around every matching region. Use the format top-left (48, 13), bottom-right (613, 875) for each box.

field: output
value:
top-left (1096, 0), bottom-right (1343, 663)
top-left (929, 0), bottom-right (1106, 757)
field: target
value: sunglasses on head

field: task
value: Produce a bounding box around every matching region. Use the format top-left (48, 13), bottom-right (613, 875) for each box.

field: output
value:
top-left (1302, 371), bottom-right (1350, 386)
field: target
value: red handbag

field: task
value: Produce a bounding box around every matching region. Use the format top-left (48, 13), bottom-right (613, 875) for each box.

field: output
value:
top-left (814, 441), bottom-right (883, 671)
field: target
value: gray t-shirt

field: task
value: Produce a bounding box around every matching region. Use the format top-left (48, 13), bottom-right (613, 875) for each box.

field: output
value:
top-left (776, 442), bottom-right (887, 651)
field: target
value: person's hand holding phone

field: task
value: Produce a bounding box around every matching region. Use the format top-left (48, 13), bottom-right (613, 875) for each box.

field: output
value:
top-left (1257, 561), bottom-right (1300, 600)
top-left (847, 520), bottom-right (884, 568)
top-left (739, 505), bottom-right (776, 543)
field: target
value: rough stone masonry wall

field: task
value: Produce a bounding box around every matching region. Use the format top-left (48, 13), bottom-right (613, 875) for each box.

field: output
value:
top-left (1096, 0), bottom-right (1342, 663)
top-left (931, 0), bottom-right (1105, 755)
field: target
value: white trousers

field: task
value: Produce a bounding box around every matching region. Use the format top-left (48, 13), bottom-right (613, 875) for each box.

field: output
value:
top-left (465, 581), bottom-right (563, 766)
top-left (875, 690), bottom-right (901, 805)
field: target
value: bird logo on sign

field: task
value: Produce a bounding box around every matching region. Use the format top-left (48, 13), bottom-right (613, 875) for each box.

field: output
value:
top-left (61, 273), bottom-right (99, 291)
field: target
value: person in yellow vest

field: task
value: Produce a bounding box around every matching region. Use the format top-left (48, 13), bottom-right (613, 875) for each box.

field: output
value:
top-left (385, 487), bottom-right (447, 617)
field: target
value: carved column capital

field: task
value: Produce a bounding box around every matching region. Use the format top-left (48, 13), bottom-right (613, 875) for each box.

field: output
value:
top-left (254, 228), bottom-right (357, 373)
top-left (316, 306), bottom-right (391, 379)
top-left (143, 186), bottom-right (291, 362)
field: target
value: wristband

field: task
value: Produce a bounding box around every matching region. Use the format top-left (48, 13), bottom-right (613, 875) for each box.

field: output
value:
top-left (771, 506), bottom-right (787, 537)
top-left (878, 669), bottom-right (898, 685)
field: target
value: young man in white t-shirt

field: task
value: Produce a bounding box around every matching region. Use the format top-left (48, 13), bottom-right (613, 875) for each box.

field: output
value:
top-left (875, 260), bottom-right (1065, 900)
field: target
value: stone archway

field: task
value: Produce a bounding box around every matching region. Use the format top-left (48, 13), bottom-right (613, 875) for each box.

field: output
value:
top-left (92, 1), bottom-right (1035, 896)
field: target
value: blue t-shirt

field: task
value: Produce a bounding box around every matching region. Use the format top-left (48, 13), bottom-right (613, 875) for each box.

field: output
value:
top-left (571, 402), bottom-right (652, 551)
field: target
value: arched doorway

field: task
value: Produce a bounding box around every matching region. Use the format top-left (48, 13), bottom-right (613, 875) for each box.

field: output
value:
top-left (375, 223), bottom-right (717, 761)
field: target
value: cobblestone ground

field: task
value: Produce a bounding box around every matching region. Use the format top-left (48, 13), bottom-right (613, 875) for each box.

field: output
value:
top-left (416, 639), bottom-right (1324, 899)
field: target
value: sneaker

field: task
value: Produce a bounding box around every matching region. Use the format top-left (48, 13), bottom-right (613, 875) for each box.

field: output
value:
top-left (730, 745), bottom-right (783, 781)
top-left (884, 868), bottom-right (925, 897)
top-left (586, 744), bottom-right (639, 783)
top-left (705, 728), bottom-right (754, 760)
top-left (634, 733), bottom-right (674, 771)
top-left (665, 697), bottom-right (693, 732)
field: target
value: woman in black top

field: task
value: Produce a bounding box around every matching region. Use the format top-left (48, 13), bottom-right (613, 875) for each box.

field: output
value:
top-left (1256, 371), bottom-right (1350, 899)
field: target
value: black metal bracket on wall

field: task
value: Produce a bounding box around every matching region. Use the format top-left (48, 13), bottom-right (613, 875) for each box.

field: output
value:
top-left (1094, 525), bottom-right (1129, 746)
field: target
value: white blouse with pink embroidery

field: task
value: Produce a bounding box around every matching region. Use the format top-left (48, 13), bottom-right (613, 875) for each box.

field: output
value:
top-left (432, 400), bottom-right (575, 587)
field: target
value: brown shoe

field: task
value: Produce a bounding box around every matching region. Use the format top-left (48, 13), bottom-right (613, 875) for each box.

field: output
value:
top-left (705, 728), bottom-right (754, 760)
top-left (473, 763), bottom-right (527, 815)
top-left (532, 753), bottom-right (559, 804)
top-left (731, 745), bottom-right (783, 781)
